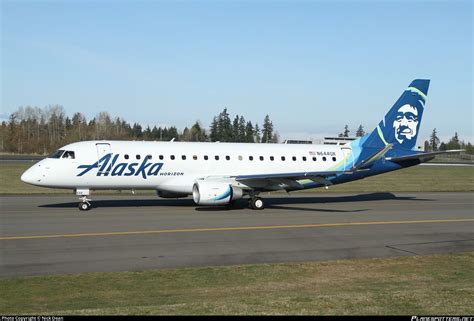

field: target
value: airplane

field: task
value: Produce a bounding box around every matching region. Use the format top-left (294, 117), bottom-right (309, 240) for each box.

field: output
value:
top-left (21, 79), bottom-right (462, 211)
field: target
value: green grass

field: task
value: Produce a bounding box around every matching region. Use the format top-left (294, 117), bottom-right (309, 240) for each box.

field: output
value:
top-left (2, 161), bottom-right (473, 194)
top-left (1, 252), bottom-right (473, 315)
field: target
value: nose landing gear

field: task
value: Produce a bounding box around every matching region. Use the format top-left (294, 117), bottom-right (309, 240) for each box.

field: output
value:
top-left (76, 188), bottom-right (92, 211)
top-left (78, 196), bottom-right (91, 211)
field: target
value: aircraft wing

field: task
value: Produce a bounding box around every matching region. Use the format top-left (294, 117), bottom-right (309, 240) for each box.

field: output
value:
top-left (235, 170), bottom-right (344, 182)
top-left (234, 170), bottom-right (346, 189)
top-left (386, 149), bottom-right (464, 163)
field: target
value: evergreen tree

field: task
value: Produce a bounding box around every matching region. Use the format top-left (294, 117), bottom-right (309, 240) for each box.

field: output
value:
top-left (181, 127), bottom-right (190, 141)
top-left (167, 126), bottom-right (179, 141)
top-left (209, 116), bottom-right (219, 142)
top-left (355, 125), bottom-right (365, 137)
top-left (446, 132), bottom-right (461, 150)
top-left (151, 126), bottom-right (160, 140)
top-left (465, 142), bottom-right (474, 155)
top-left (254, 124), bottom-right (261, 143)
top-left (189, 121), bottom-right (207, 141)
top-left (343, 125), bottom-right (350, 137)
top-left (143, 126), bottom-right (152, 140)
top-left (218, 108), bottom-right (233, 142)
top-left (232, 115), bottom-right (240, 142)
top-left (245, 121), bottom-right (254, 143)
top-left (238, 116), bottom-right (246, 142)
top-left (261, 115), bottom-right (274, 143)
top-left (132, 123), bottom-right (143, 138)
top-left (429, 128), bottom-right (440, 151)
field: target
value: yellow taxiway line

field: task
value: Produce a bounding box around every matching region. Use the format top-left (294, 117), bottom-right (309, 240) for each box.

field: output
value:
top-left (1, 218), bottom-right (474, 241)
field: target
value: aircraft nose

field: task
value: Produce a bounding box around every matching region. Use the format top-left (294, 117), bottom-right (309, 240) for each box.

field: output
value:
top-left (21, 168), bottom-right (36, 184)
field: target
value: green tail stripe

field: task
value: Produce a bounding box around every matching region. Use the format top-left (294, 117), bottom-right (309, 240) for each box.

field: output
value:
top-left (377, 125), bottom-right (389, 146)
top-left (407, 87), bottom-right (427, 100)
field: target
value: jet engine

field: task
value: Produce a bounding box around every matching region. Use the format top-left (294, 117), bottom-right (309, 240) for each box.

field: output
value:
top-left (192, 180), bottom-right (243, 205)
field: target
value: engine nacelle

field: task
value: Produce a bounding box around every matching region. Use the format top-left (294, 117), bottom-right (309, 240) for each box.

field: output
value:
top-left (156, 190), bottom-right (189, 199)
top-left (192, 180), bottom-right (244, 205)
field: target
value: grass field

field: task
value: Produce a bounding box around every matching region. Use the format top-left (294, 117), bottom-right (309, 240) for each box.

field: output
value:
top-left (1, 161), bottom-right (473, 194)
top-left (1, 252), bottom-right (473, 315)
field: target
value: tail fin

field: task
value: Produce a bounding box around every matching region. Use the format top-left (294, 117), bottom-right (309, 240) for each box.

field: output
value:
top-left (363, 79), bottom-right (430, 151)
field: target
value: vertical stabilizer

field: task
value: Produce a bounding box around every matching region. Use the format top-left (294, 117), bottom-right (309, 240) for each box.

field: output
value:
top-left (364, 79), bottom-right (430, 151)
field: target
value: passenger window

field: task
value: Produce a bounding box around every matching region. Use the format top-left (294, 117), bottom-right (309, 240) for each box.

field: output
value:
top-left (281, 156), bottom-right (286, 161)
top-left (193, 155), bottom-right (198, 160)
top-left (226, 155), bottom-right (230, 160)
top-left (302, 156), bottom-right (307, 161)
top-left (182, 155), bottom-right (186, 160)
top-left (136, 155), bottom-right (141, 160)
top-left (48, 150), bottom-right (65, 159)
top-left (125, 154), bottom-right (129, 160)
top-left (312, 156), bottom-right (317, 161)
top-left (159, 155), bottom-right (164, 160)
top-left (147, 155), bottom-right (152, 160)
top-left (259, 156), bottom-right (264, 161)
top-left (249, 156), bottom-right (254, 161)
top-left (204, 155), bottom-right (208, 160)
top-left (292, 156), bottom-right (297, 161)
top-left (323, 157), bottom-right (327, 161)
top-left (171, 155), bottom-right (175, 160)
top-left (215, 155), bottom-right (219, 160)
top-left (62, 151), bottom-right (75, 159)
top-left (238, 155), bottom-right (243, 161)
top-left (270, 156), bottom-right (274, 161)
top-left (332, 157), bottom-right (337, 162)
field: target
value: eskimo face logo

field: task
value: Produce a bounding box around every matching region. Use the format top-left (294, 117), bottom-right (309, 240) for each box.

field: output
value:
top-left (392, 104), bottom-right (419, 144)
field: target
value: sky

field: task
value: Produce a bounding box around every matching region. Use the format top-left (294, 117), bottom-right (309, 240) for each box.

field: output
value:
top-left (1, 0), bottom-right (472, 143)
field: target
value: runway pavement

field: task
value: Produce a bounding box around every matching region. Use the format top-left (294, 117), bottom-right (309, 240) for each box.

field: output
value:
top-left (1, 192), bottom-right (473, 277)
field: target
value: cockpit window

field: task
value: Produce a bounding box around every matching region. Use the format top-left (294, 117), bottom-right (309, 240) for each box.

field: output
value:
top-left (62, 151), bottom-right (75, 159)
top-left (48, 150), bottom-right (65, 159)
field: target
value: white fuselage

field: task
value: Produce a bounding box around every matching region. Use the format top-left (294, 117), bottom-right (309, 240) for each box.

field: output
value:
top-left (21, 140), bottom-right (352, 194)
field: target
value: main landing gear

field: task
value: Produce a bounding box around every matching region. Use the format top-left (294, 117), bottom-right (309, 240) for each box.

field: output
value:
top-left (248, 196), bottom-right (265, 210)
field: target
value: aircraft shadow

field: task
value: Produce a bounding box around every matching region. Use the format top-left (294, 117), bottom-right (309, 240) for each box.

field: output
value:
top-left (39, 192), bottom-right (433, 212)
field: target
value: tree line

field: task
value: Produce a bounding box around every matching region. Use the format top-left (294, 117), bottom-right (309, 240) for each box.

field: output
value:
top-left (426, 129), bottom-right (474, 154)
top-left (0, 105), bottom-right (279, 155)
top-left (1, 105), bottom-right (471, 155)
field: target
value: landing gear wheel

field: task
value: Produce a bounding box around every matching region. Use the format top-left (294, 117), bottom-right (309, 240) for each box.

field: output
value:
top-left (79, 202), bottom-right (91, 211)
top-left (249, 197), bottom-right (265, 210)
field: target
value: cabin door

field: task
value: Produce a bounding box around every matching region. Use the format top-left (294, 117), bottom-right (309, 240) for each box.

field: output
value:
top-left (96, 143), bottom-right (112, 175)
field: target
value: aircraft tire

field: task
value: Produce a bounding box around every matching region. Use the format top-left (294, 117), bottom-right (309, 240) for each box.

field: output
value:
top-left (250, 197), bottom-right (265, 210)
top-left (79, 202), bottom-right (91, 211)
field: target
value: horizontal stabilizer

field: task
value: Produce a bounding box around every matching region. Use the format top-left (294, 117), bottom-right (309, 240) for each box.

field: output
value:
top-left (386, 150), bottom-right (464, 163)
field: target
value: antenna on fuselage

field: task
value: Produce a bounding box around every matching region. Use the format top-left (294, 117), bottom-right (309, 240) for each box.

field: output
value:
top-left (170, 138), bottom-right (175, 142)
